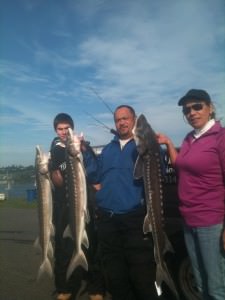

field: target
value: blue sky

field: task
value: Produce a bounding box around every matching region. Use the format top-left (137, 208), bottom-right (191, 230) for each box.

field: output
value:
top-left (0, 0), bottom-right (225, 167)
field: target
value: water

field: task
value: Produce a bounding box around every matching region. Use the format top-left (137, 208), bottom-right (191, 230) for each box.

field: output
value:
top-left (1, 183), bottom-right (36, 200)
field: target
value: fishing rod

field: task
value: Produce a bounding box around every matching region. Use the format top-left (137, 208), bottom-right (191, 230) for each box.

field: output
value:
top-left (87, 86), bottom-right (114, 115)
top-left (88, 123), bottom-right (113, 132)
top-left (84, 110), bottom-right (118, 136)
top-left (85, 86), bottom-right (118, 135)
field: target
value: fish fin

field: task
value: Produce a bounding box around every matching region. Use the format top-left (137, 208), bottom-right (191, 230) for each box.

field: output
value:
top-left (79, 158), bottom-right (87, 176)
top-left (63, 225), bottom-right (73, 239)
top-left (163, 232), bottom-right (174, 254)
top-left (133, 155), bottom-right (144, 179)
top-left (37, 257), bottom-right (53, 280)
top-left (143, 215), bottom-right (152, 234)
top-left (47, 241), bottom-right (54, 259)
top-left (66, 251), bottom-right (88, 280)
top-left (84, 209), bottom-right (90, 223)
top-left (33, 237), bottom-right (39, 247)
top-left (33, 237), bottom-right (41, 250)
top-left (82, 230), bottom-right (89, 249)
top-left (36, 145), bottom-right (41, 156)
top-left (50, 223), bottom-right (55, 237)
top-left (48, 174), bottom-right (55, 190)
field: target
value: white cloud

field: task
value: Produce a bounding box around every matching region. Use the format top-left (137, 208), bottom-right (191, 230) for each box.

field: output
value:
top-left (0, 0), bottom-right (224, 166)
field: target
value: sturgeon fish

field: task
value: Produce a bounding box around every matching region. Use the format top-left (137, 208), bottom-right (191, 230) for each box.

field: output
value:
top-left (64, 128), bottom-right (89, 279)
top-left (133, 114), bottom-right (180, 300)
top-left (34, 145), bottom-right (54, 279)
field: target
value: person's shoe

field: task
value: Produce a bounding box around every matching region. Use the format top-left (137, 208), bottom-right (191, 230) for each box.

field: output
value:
top-left (89, 294), bottom-right (104, 300)
top-left (56, 293), bottom-right (72, 300)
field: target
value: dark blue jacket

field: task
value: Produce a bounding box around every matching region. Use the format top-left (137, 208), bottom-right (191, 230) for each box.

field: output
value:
top-left (83, 136), bottom-right (144, 213)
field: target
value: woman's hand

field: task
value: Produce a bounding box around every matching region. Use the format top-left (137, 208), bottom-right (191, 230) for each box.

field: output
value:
top-left (156, 133), bottom-right (178, 165)
top-left (156, 133), bottom-right (171, 145)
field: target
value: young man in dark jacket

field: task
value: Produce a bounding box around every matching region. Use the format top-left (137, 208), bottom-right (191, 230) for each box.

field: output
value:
top-left (50, 113), bottom-right (86, 300)
top-left (50, 113), bottom-right (105, 300)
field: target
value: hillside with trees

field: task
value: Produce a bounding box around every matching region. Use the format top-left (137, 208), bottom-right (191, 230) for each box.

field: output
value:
top-left (0, 166), bottom-right (35, 184)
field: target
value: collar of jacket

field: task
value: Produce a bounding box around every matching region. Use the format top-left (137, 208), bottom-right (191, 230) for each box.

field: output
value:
top-left (188, 121), bottom-right (222, 141)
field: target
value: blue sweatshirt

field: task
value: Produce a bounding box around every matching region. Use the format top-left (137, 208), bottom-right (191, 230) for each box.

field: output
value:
top-left (83, 136), bottom-right (144, 213)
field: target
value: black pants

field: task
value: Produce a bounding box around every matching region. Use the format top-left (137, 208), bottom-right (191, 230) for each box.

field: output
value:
top-left (53, 200), bottom-right (86, 295)
top-left (85, 186), bottom-right (106, 296)
top-left (95, 207), bottom-right (160, 300)
top-left (85, 217), bottom-right (106, 296)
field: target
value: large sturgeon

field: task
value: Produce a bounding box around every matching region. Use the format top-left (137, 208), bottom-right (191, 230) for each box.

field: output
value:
top-left (64, 128), bottom-right (89, 280)
top-left (133, 114), bottom-right (180, 299)
top-left (34, 145), bottom-right (54, 279)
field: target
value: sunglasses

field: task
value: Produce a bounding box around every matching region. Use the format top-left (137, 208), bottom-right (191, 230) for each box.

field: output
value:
top-left (182, 103), bottom-right (204, 115)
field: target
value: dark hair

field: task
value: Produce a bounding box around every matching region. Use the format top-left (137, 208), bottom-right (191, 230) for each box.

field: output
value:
top-left (210, 103), bottom-right (216, 119)
top-left (114, 105), bottom-right (136, 119)
top-left (53, 113), bottom-right (74, 130)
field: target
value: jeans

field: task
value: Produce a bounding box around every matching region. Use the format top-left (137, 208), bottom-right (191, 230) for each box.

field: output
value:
top-left (183, 223), bottom-right (225, 300)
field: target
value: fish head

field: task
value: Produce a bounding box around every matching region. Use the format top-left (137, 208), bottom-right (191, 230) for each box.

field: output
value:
top-left (133, 114), bottom-right (152, 155)
top-left (134, 114), bottom-right (159, 155)
top-left (66, 128), bottom-right (81, 156)
top-left (35, 145), bottom-right (50, 174)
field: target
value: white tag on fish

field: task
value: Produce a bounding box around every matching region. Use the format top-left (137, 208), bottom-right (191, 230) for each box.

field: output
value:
top-left (154, 281), bottom-right (162, 296)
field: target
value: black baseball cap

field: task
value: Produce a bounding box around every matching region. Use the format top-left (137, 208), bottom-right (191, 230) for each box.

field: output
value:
top-left (178, 89), bottom-right (211, 106)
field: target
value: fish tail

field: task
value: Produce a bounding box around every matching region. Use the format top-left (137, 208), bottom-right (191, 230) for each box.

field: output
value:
top-left (155, 264), bottom-right (163, 291)
top-left (156, 263), bottom-right (180, 300)
top-left (63, 225), bottom-right (73, 239)
top-left (37, 257), bottom-right (53, 280)
top-left (66, 250), bottom-right (88, 280)
top-left (82, 230), bottom-right (89, 249)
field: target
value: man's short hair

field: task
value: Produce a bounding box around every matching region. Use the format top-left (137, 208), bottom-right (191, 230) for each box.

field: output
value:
top-left (114, 105), bottom-right (136, 118)
top-left (53, 113), bottom-right (74, 130)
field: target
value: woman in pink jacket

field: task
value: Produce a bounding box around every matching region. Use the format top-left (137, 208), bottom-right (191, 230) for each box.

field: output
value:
top-left (157, 89), bottom-right (225, 300)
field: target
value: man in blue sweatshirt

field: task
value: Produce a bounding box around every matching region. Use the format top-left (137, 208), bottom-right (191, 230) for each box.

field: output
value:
top-left (83, 105), bottom-right (160, 300)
